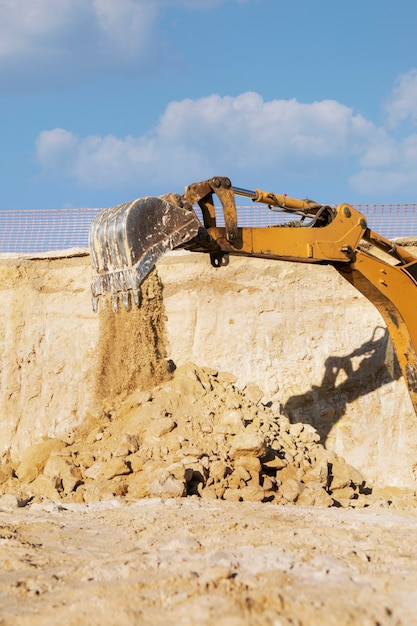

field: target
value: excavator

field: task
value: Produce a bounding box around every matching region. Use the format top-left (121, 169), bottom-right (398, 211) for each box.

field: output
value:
top-left (89, 175), bottom-right (417, 415)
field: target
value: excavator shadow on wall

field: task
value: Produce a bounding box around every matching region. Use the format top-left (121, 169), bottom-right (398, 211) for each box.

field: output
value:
top-left (281, 326), bottom-right (402, 443)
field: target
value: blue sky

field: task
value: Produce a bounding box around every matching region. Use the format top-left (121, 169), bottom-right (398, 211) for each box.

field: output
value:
top-left (1, 0), bottom-right (417, 211)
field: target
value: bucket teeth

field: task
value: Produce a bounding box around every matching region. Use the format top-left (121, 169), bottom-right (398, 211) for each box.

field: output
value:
top-left (89, 196), bottom-right (201, 312)
top-left (122, 291), bottom-right (131, 311)
top-left (111, 293), bottom-right (119, 313)
top-left (132, 289), bottom-right (141, 308)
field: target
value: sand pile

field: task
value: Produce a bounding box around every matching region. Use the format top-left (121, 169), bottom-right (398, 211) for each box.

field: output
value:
top-left (0, 362), bottom-right (380, 508)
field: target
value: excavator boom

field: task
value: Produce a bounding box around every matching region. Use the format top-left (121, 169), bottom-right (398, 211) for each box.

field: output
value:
top-left (89, 176), bottom-right (417, 415)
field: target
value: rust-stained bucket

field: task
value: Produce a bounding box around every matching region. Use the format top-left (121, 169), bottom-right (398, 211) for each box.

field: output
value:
top-left (89, 196), bottom-right (201, 311)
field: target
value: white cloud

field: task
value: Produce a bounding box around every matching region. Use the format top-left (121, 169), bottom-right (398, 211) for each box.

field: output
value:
top-left (351, 132), bottom-right (417, 196)
top-left (36, 86), bottom-right (417, 200)
top-left (35, 92), bottom-right (378, 191)
top-left (36, 128), bottom-right (79, 172)
top-left (91, 0), bottom-right (158, 58)
top-left (384, 69), bottom-right (417, 128)
top-left (0, 0), bottom-right (87, 57)
top-left (0, 0), bottom-right (243, 87)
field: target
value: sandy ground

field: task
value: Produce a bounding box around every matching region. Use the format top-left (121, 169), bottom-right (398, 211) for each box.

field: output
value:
top-left (2, 251), bottom-right (417, 625)
top-left (0, 497), bottom-right (417, 626)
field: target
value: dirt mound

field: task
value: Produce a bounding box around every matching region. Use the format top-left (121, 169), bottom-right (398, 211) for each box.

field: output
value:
top-left (1, 362), bottom-right (405, 509)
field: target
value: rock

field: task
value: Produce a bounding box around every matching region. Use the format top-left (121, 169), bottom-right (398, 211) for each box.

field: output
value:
top-left (279, 431), bottom-right (295, 450)
top-left (111, 434), bottom-right (140, 457)
top-left (148, 418), bottom-right (176, 438)
top-left (234, 456), bottom-right (262, 474)
top-left (331, 486), bottom-right (356, 502)
top-left (81, 480), bottom-right (126, 502)
top-left (297, 482), bottom-right (334, 507)
top-left (43, 455), bottom-right (82, 493)
top-left (0, 464), bottom-right (14, 485)
top-left (215, 410), bottom-right (245, 435)
top-left (298, 424), bottom-right (321, 444)
top-left (277, 465), bottom-right (304, 483)
top-left (209, 460), bottom-right (229, 482)
top-left (125, 473), bottom-right (148, 500)
top-left (262, 475), bottom-right (277, 492)
top-left (229, 433), bottom-right (266, 458)
top-left (84, 458), bottom-right (131, 481)
top-left (29, 474), bottom-right (62, 501)
top-left (222, 488), bottom-right (242, 502)
top-left (303, 459), bottom-right (329, 486)
top-left (239, 484), bottom-right (265, 502)
top-left (0, 493), bottom-right (27, 511)
top-left (2, 355), bottom-right (375, 510)
top-left (16, 439), bottom-right (67, 483)
top-left (330, 457), bottom-right (364, 491)
top-left (289, 422), bottom-right (304, 438)
top-left (261, 452), bottom-right (286, 470)
top-left (242, 382), bottom-right (264, 405)
top-left (280, 478), bottom-right (304, 503)
top-left (147, 473), bottom-right (186, 498)
top-left (227, 470), bottom-right (247, 489)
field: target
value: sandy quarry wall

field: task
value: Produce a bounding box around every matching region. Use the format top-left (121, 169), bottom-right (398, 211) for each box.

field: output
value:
top-left (0, 248), bottom-right (416, 488)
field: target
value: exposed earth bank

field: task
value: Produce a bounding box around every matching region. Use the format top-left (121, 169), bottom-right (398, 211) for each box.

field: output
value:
top-left (1, 248), bottom-right (417, 624)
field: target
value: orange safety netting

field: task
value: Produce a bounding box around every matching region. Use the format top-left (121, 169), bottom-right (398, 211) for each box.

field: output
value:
top-left (0, 204), bottom-right (416, 254)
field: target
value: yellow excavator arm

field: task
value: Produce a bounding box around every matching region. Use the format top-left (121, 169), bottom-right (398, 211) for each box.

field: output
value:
top-left (89, 176), bottom-right (417, 414)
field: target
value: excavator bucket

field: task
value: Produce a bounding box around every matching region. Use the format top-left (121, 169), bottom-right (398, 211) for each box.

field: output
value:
top-left (89, 196), bottom-right (201, 312)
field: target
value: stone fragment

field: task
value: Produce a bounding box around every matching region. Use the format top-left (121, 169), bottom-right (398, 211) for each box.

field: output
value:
top-left (16, 439), bottom-right (67, 483)
top-left (261, 452), bottom-right (286, 470)
top-left (43, 455), bottom-right (82, 493)
top-left (280, 478), bottom-right (303, 503)
top-left (330, 457), bottom-right (363, 490)
top-left (242, 382), bottom-right (264, 405)
top-left (223, 389), bottom-right (243, 410)
top-left (209, 460), bottom-right (229, 482)
top-left (297, 482), bottom-right (334, 507)
top-left (234, 456), bottom-right (262, 474)
top-left (222, 488), bottom-right (242, 502)
top-left (0, 464), bottom-right (14, 485)
top-left (70, 448), bottom-right (95, 470)
top-left (303, 459), bottom-right (329, 486)
top-left (239, 484), bottom-right (265, 502)
top-left (298, 424), bottom-right (321, 444)
top-left (29, 474), bottom-right (62, 501)
top-left (215, 410), bottom-right (245, 435)
top-left (277, 465), bottom-right (304, 483)
top-left (215, 371), bottom-right (237, 384)
top-left (81, 479), bottom-right (126, 502)
top-left (229, 433), bottom-right (266, 458)
top-left (199, 485), bottom-right (219, 500)
top-left (262, 475), bottom-right (276, 492)
top-left (289, 422), bottom-right (304, 438)
top-left (279, 431), bottom-right (296, 450)
top-left (232, 465), bottom-right (251, 483)
top-left (125, 473), bottom-right (148, 500)
top-left (164, 462), bottom-right (188, 482)
top-left (101, 457), bottom-right (132, 480)
top-left (125, 453), bottom-right (145, 473)
top-left (148, 418), bottom-right (176, 438)
top-left (0, 493), bottom-right (27, 511)
top-left (171, 363), bottom-right (210, 397)
top-left (84, 458), bottom-right (131, 481)
top-left (111, 434), bottom-right (140, 457)
top-left (330, 486), bottom-right (356, 501)
top-left (147, 473), bottom-right (186, 498)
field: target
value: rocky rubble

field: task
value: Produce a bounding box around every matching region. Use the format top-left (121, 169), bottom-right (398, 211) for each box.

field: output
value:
top-left (0, 362), bottom-right (386, 509)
